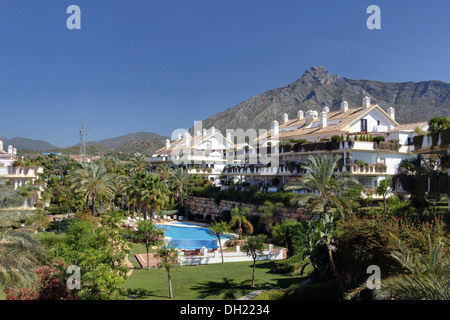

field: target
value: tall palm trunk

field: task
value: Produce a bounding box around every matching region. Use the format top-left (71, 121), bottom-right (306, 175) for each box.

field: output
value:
top-left (328, 247), bottom-right (345, 295)
top-left (146, 243), bottom-right (150, 271)
top-left (92, 194), bottom-right (96, 216)
top-left (168, 269), bottom-right (173, 298)
top-left (217, 235), bottom-right (224, 266)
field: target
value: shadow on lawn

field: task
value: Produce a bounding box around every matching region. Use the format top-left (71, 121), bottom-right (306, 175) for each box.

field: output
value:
top-left (190, 277), bottom-right (254, 300)
top-left (190, 276), bottom-right (305, 300)
top-left (127, 288), bottom-right (167, 300)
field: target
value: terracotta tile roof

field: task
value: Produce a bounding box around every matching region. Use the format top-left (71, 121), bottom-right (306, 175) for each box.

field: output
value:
top-left (389, 122), bottom-right (428, 132)
top-left (257, 104), bottom-right (394, 141)
top-left (153, 131), bottom-right (232, 155)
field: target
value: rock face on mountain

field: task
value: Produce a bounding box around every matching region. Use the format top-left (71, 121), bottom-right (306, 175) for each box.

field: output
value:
top-left (199, 66), bottom-right (450, 132)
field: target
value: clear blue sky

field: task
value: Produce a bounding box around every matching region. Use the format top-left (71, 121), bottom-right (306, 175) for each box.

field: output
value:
top-left (1, 0), bottom-right (449, 147)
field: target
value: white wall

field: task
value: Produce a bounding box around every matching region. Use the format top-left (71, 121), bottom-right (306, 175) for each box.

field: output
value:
top-left (349, 108), bottom-right (396, 133)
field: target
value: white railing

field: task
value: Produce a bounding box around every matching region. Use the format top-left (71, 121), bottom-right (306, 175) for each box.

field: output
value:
top-left (177, 244), bottom-right (285, 266)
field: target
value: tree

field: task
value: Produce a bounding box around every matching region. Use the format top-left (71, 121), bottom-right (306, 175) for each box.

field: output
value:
top-left (127, 172), bottom-right (169, 220)
top-left (169, 168), bottom-right (193, 214)
top-left (209, 221), bottom-right (230, 266)
top-left (377, 176), bottom-right (392, 217)
top-left (0, 211), bottom-right (45, 287)
top-left (256, 200), bottom-right (284, 233)
top-left (242, 235), bottom-right (267, 287)
top-left (367, 235), bottom-right (450, 300)
top-left (428, 117), bottom-right (448, 134)
top-left (156, 163), bottom-right (173, 182)
top-left (128, 154), bottom-right (149, 173)
top-left (69, 162), bottom-right (113, 216)
top-left (315, 213), bottom-right (346, 296)
top-left (3, 259), bottom-right (73, 300)
top-left (284, 154), bottom-right (361, 219)
top-left (157, 244), bottom-right (179, 299)
top-left (229, 207), bottom-right (254, 240)
top-left (132, 220), bottom-right (165, 270)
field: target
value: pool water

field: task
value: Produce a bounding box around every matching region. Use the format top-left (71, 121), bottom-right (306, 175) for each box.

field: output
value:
top-left (157, 223), bottom-right (229, 250)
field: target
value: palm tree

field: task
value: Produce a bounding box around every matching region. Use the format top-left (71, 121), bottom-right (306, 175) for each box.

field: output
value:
top-left (69, 162), bottom-right (113, 216)
top-left (156, 163), bottom-right (173, 182)
top-left (209, 221), bottom-right (230, 265)
top-left (127, 172), bottom-right (169, 220)
top-left (376, 176), bottom-right (392, 218)
top-left (284, 154), bottom-right (361, 218)
top-left (374, 235), bottom-right (450, 300)
top-left (229, 207), bottom-right (254, 240)
top-left (169, 168), bottom-right (193, 214)
top-left (132, 220), bottom-right (165, 270)
top-left (128, 154), bottom-right (149, 174)
top-left (257, 200), bottom-right (284, 232)
top-left (0, 212), bottom-right (44, 286)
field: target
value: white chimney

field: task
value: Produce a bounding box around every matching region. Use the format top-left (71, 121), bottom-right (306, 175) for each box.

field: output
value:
top-left (226, 132), bottom-right (232, 142)
top-left (177, 133), bottom-right (182, 140)
top-left (387, 107), bottom-right (395, 121)
top-left (271, 120), bottom-right (279, 137)
top-left (196, 130), bottom-right (201, 136)
top-left (184, 132), bottom-right (191, 146)
top-left (211, 127), bottom-right (215, 134)
top-left (202, 128), bottom-right (207, 136)
top-left (305, 110), bottom-right (316, 125)
top-left (0, 141), bottom-right (3, 151)
top-left (8, 145), bottom-right (13, 154)
top-left (165, 139), bottom-right (171, 149)
top-left (320, 111), bottom-right (328, 129)
top-left (297, 110), bottom-right (304, 121)
top-left (341, 101), bottom-right (348, 113)
top-left (362, 96), bottom-right (371, 109)
top-left (323, 106), bottom-right (330, 113)
top-left (282, 113), bottom-right (289, 123)
top-left (13, 148), bottom-right (17, 155)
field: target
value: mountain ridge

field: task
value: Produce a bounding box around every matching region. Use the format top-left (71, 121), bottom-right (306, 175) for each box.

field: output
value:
top-left (197, 66), bottom-right (450, 133)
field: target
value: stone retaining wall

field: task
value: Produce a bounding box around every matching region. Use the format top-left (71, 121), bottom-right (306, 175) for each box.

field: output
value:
top-left (184, 196), bottom-right (313, 221)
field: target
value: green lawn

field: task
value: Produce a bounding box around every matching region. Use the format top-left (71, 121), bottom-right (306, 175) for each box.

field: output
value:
top-left (125, 261), bottom-right (312, 300)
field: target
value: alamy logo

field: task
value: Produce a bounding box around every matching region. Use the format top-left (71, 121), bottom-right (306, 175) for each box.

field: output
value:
top-left (66, 265), bottom-right (81, 290)
top-left (67, 5), bottom-right (81, 30)
top-left (366, 5), bottom-right (381, 30)
top-left (366, 265), bottom-right (381, 289)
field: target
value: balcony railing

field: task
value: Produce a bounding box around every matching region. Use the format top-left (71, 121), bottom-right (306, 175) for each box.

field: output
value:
top-left (222, 162), bottom-right (387, 176)
top-left (278, 140), bottom-right (409, 154)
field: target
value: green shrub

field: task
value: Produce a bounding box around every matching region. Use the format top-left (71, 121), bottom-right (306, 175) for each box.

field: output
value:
top-left (254, 289), bottom-right (287, 300)
top-left (373, 136), bottom-right (385, 143)
top-left (285, 280), bottom-right (342, 300)
top-left (271, 254), bottom-right (307, 274)
top-left (47, 204), bottom-right (71, 215)
top-left (331, 135), bottom-right (343, 142)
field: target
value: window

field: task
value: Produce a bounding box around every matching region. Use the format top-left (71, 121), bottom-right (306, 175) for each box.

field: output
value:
top-left (377, 120), bottom-right (380, 126)
top-left (361, 119), bottom-right (368, 132)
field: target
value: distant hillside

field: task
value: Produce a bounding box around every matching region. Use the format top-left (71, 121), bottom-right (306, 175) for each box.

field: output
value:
top-left (47, 144), bottom-right (112, 156)
top-left (113, 139), bottom-right (166, 156)
top-left (0, 137), bottom-right (59, 151)
top-left (199, 66), bottom-right (450, 133)
top-left (85, 132), bottom-right (168, 149)
top-left (11, 131), bottom-right (168, 157)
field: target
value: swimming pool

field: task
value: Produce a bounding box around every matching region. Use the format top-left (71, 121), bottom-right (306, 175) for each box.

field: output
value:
top-left (157, 222), bottom-right (229, 250)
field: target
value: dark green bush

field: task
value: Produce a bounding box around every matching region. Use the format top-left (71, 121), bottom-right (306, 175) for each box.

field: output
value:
top-left (285, 280), bottom-right (342, 300)
top-left (271, 253), bottom-right (306, 274)
top-left (373, 136), bottom-right (385, 143)
top-left (47, 204), bottom-right (71, 215)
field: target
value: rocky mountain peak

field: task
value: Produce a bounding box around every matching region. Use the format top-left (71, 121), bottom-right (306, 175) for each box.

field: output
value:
top-left (297, 66), bottom-right (339, 86)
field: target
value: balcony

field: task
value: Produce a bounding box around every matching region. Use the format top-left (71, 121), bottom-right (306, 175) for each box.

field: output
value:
top-left (278, 140), bottom-right (411, 154)
top-left (222, 162), bottom-right (387, 176)
top-left (0, 166), bottom-right (42, 179)
top-left (413, 128), bottom-right (450, 153)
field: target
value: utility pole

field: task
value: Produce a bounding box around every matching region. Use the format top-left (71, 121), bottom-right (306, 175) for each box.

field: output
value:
top-left (79, 124), bottom-right (89, 163)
